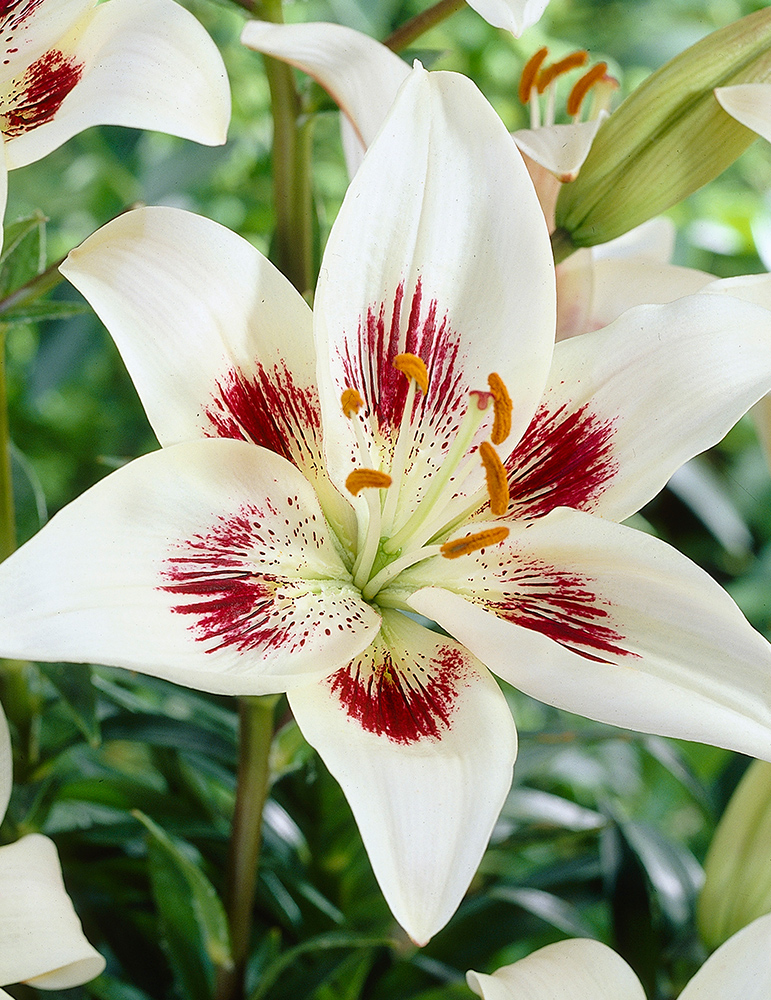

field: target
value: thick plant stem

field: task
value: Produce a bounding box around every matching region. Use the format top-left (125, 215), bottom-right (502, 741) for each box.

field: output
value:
top-left (384, 0), bottom-right (467, 51)
top-left (215, 695), bottom-right (278, 1000)
top-left (550, 226), bottom-right (577, 265)
top-left (257, 0), bottom-right (314, 296)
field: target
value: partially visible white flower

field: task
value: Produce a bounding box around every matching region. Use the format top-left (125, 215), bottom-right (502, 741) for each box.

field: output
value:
top-left (466, 0), bottom-right (550, 35)
top-left (467, 913), bottom-right (771, 1000)
top-left (0, 704), bottom-right (105, 990)
top-left (715, 84), bottom-right (771, 143)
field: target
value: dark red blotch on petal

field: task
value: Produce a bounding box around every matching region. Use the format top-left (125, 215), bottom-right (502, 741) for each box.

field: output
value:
top-left (2, 49), bottom-right (83, 136)
top-left (328, 643), bottom-right (467, 745)
top-left (493, 559), bottom-right (636, 662)
top-left (506, 400), bottom-right (618, 518)
top-left (204, 361), bottom-right (321, 467)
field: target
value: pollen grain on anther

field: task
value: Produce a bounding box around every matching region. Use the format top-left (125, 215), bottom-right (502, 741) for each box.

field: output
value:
top-left (440, 526), bottom-right (510, 560)
top-left (567, 62), bottom-right (609, 118)
top-left (488, 373), bottom-right (513, 445)
top-left (341, 387), bottom-right (364, 417)
top-left (345, 468), bottom-right (393, 495)
top-left (393, 352), bottom-right (429, 394)
top-left (537, 50), bottom-right (588, 93)
top-left (479, 440), bottom-right (510, 516)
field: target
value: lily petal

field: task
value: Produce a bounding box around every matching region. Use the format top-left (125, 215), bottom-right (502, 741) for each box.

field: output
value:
top-left (2, 0), bottom-right (230, 170)
top-left (500, 294), bottom-right (771, 523)
top-left (680, 913), bottom-right (771, 1000)
top-left (466, 0), bottom-right (550, 35)
top-left (715, 84), bottom-right (771, 144)
top-left (241, 20), bottom-right (408, 173)
top-left (0, 834), bottom-right (105, 988)
top-left (0, 0), bottom-right (93, 82)
top-left (467, 938), bottom-right (646, 1000)
top-left (314, 65), bottom-right (555, 524)
top-left (0, 439), bottom-right (380, 695)
top-left (408, 507), bottom-right (771, 761)
top-left (288, 609), bottom-right (516, 945)
top-left (514, 119), bottom-right (603, 182)
top-left (0, 703), bottom-right (9, 820)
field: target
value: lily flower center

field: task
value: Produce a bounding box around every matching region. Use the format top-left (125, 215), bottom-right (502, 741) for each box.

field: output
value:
top-left (519, 46), bottom-right (618, 129)
top-left (341, 353), bottom-right (511, 603)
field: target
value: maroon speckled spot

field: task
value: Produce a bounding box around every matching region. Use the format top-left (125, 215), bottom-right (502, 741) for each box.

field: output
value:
top-left (328, 642), bottom-right (467, 744)
top-left (340, 279), bottom-right (466, 443)
top-left (506, 401), bottom-right (618, 519)
top-left (492, 560), bottom-right (635, 662)
top-left (2, 49), bottom-right (83, 137)
top-left (204, 361), bottom-right (321, 467)
top-left (1, 0), bottom-right (44, 27)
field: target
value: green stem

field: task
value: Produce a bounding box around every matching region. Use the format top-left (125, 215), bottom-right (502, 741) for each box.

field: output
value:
top-left (0, 256), bottom-right (65, 319)
top-left (384, 0), bottom-right (467, 51)
top-left (256, 0), bottom-right (314, 296)
top-left (215, 695), bottom-right (278, 1000)
top-left (550, 226), bottom-right (577, 265)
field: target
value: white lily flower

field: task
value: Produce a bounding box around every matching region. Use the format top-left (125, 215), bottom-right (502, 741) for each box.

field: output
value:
top-left (3, 67), bottom-right (771, 945)
top-left (466, 0), bottom-right (550, 35)
top-left (0, 0), bottom-right (230, 244)
top-left (0, 705), bottom-right (105, 989)
top-left (467, 912), bottom-right (771, 1000)
top-left (715, 84), bottom-right (771, 144)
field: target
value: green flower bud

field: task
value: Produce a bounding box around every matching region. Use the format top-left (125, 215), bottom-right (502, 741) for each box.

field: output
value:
top-left (697, 759), bottom-right (771, 951)
top-left (553, 8), bottom-right (771, 261)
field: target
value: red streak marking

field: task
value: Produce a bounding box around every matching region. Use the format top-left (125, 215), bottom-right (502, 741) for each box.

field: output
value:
top-left (341, 279), bottom-right (466, 440)
top-left (204, 361), bottom-right (321, 466)
top-left (328, 643), bottom-right (467, 744)
top-left (160, 507), bottom-right (295, 654)
top-left (1, 0), bottom-right (44, 25)
top-left (2, 49), bottom-right (83, 138)
top-left (494, 560), bottom-right (635, 662)
top-left (506, 401), bottom-right (617, 518)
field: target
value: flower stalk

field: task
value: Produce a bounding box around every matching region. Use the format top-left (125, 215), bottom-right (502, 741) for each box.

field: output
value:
top-left (215, 695), bottom-right (278, 1000)
top-left (384, 0), bottom-right (467, 52)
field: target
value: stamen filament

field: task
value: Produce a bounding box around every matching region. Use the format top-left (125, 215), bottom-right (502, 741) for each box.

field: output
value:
top-left (361, 544), bottom-right (442, 601)
top-left (440, 526), bottom-right (510, 559)
top-left (479, 441), bottom-right (509, 516)
top-left (381, 372), bottom-right (420, 532)
top-left (352, 485), bottom-right (387, 590)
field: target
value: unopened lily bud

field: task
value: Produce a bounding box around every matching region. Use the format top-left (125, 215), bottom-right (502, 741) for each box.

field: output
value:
top-left (697, 759), bottom-right (771, 950)
top-left (553, 7), bottom-right (771, 261)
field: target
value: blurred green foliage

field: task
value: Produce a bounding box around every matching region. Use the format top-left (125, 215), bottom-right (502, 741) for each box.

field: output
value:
top-left (2, 1), bottom-right (771, 999)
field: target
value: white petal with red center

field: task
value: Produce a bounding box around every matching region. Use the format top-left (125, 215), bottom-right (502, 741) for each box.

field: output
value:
top-left (0, 834), bottom-right (105, 988)
top-left (2, 0), bottom-right (229, 169)
top-left (679, 913), bottom-right (771, 1000)
top-left (715, 84), bottom-right (771, 144)
top-left (241, 20), bottom-right (409, 174)
top-left (467, 0), bottom-right (550, 34)
top-left (0, 0), bottom-right (93, 84)
top-left (314, 66), bottom-right (555, 526)
top-left (513, 119), bottom-right (602, 182)
top-left (467, 938), bottom-right (646, 1000)
top-left (0, 439), bottom-right (380, 695)
top-left (490, 293), bottom-right (771, 524)
top-left (406, 508), bottom-right (771, 761)
top-left (288, 609), bottom-right (516, 945)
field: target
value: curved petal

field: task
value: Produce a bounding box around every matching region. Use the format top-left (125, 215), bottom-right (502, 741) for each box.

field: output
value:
top-left (241, 20), bottom-right (408, 173)
top-left (467, 0), bottom-right (550, 35)
top-left (314, 66), bottom-right (555, 529)
top-left (0, 834), bottom-right (105, 988)
top-left (468, 938), bottom-right (645, 1000)
top-left (0, 439), bottom-right (380, 695)
top-left (592, 217), bottom-right (676, 263)
top-left (3, 0), bottom-right (229, 169)
top-left (497, 293), bottom-right (771, 523)
top-left (0, 703), bottom-right (9, 820)
top-left (680, 913), bottom-right (771, 1000)
top-left (288, 610), bottom-right (516, 945)
top-left (407, 507), bottom-right (771, 762)
top-left (715, 84), bottom-right (771, 144)
top-left (0, 0), bottom-right (93, 83)
top-left (514, 119), bottom-right (603, 182)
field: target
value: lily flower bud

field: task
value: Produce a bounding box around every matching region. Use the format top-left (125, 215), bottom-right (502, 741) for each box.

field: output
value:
top-left (553, 7), bottom-right (771, 261)
top-left (697, 759), bottom-right (771, 950)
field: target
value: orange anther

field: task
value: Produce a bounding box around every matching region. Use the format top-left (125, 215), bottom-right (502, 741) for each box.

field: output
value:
top-left (537, 50), bottom-right (589, 93)
top-left (488, 373), bottom-right (513, 445)
top-left (567, 62), bottom-right (609, 118)
top-left (341, 387), bottom-right (364, 417)
top-left (440, 526), bottom-right (510, 559)
top-left (479, 441), bottom-right (509, 516)
top-left (393, 352), bottom-right (429, 394)
top-left (519, 46), bottom-right (549, 104)
top-left (345, 469), bottom-right (392, 495)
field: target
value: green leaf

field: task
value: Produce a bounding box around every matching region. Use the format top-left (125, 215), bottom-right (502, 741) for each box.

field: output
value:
top-left (0, 299), bottom-right (90, 325)
top-left (133, 810), bottom-right (233, 999)
top-left (490, 886), bottom-right (598, 939)
top-left (40, 662), bottom-right (100, 746)
top-left (0, 211), bottom-right (46, 290)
